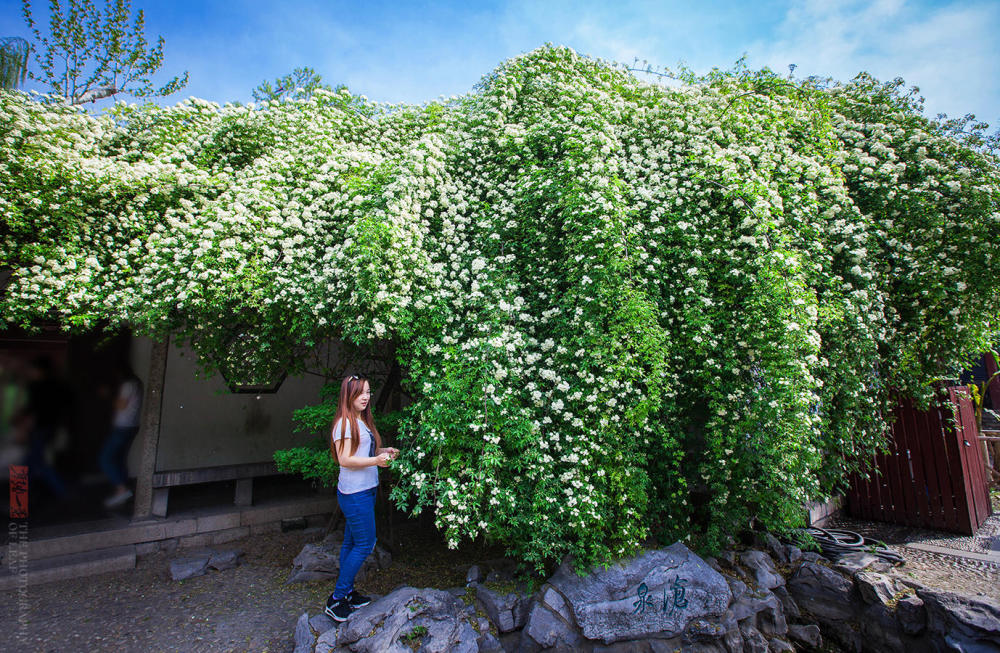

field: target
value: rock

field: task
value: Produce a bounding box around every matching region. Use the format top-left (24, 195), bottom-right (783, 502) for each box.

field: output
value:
top-left (725, 576), bottom-right (747, 603)
top-left (766, 637), bottom-right (794, 652)
top-left (326, 586), bottom-right (480, 653)
top-left (800, 551), bottom-right (825, 563)
top-left (729, 586), bottom-right (785, 637)
top-left (786, 623), bottom-right (821, 648)
top-left (729, 588), bottom-right (779, 624)
top-left (771, 586), bottom-right (799, 620)
top-left (467, 564), bottom-right (485, 585)
top-left (824, 622), bottom-right (862, 653)
top-left (762, 534), bottom-right (788, 565)
top-left (833, 552), bottom-right (880, 576)
top-left (919, 588), bottom-right (1000, 652)
top-left (855, 571), bottom-right (896, 606)
top-left (868, 561), bottom-right (893, 574)
top-left (787, 560), bottom-right (855, 621)
top-left (545, 542), bottom-right (732, 645)
top-left (293, 612), bottom-right (315, 653)
top-left (990, 536), bottom-right (1000, 552)
top-left (684, 618), bottom-right (727, 643)
top-left (498, 630), bottom-right (521, 652)
top-left (539, 586), bottom-right (575, 624)
top-left (859, 603), bottom-right (904, 653)
top-left (785, 546), bottom-right (802, 564)
top-left (895, 594), bottom-right (926, 636)
top-left (207, 548), bottom-right (242, 571)
top-left (309, 613), bottom-right (337, 636)
top-left (170, 547), bottom-right (242, 580)
top-left (287, 534), bottom-right (391, 584)
top-left (718, 551), bottom-right (738, 568)
top-left (523, 601), bottom-right (583, 650)
top-left (170, 553), bottom-right (210, 580)
top-left (477, 583), bottom-right (531, 632)
top-left (739, 550), bottom-right (784, 590)
top-left (478, 631), bottom-right (504, 653)
top-left (756, 598), bottom-right (787, 638)
top-left (677, 642), bottom-right (727, 653)
top-left (314, 624), bottom-right (339, 653)
top-left (721, 626), bottom-right (743, 653)
top-left (738, 621), bottom-right (768, 653)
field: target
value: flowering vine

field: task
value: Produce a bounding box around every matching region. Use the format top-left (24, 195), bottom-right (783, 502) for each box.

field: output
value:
top-left (2, 46), bottom-right (998, 569)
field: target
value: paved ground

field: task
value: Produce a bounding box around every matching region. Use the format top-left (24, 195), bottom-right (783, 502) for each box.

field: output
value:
top-left (826, 491), bottom-right (1000, 602)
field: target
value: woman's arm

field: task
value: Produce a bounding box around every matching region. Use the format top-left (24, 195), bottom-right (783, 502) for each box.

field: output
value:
top-left (332, 423), bottom-right (390, 469)
top-left (335, 440), bottom-right (390, 469)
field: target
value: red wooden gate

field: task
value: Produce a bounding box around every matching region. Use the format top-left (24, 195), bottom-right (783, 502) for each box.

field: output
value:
top-left (846, 386), bottom-right (993, 534)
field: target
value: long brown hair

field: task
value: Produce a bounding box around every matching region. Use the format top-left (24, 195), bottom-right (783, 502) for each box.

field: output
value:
top-left (330, 374), bottom-right (382, 459)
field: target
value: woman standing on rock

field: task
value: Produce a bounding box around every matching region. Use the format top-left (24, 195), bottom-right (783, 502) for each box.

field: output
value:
top-left (325, 374), bottom-right (399, 622)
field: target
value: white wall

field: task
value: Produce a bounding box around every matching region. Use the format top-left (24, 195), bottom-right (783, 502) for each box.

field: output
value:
top-left (128, 335), bottom-right (328, 473)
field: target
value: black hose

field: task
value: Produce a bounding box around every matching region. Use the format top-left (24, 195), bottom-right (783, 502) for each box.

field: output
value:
top-left (800, 527), bottom-right (906, 566)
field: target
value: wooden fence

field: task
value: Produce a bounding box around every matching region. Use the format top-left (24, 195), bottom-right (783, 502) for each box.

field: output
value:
top-left (846, 386), bottom-right (993, 534)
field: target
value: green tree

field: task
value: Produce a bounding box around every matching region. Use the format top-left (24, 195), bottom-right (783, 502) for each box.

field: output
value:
top-left (0, 37), bottom-right (30, 89)
top-left (21, 0), bottom-right (187, 104)
top-left (252, 66), bottom-right (332, 103)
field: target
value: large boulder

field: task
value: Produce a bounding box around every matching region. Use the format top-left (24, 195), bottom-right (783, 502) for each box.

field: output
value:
top-left (534, 542), bottom-right (732, 646)
top-left (287, 533), bottom-right (392, 584)
top-left (316, 586), bottom-right (484, 653)
top-left (786, 560), bottom-right (855, 622)
top-left (919, 588), bottom-right (1000, 652)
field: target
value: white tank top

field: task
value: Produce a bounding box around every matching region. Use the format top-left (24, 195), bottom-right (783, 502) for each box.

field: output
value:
top-left (332, 419), bottom-right (378, 494)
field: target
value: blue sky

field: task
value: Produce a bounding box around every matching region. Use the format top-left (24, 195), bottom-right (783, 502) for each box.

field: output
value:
top-left (2, 0), bottom-right (998, 123)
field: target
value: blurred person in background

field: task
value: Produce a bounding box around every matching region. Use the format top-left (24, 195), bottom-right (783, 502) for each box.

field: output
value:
top-left (99, 361), bottom-right (143, 508)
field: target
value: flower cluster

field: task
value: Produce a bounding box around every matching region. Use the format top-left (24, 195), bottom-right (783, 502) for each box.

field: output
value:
top-left (2, 47), bottom-right (998, 569)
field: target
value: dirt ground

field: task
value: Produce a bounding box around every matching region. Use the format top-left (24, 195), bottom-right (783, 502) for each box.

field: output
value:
top-left (4, 504), bottom-right (1000, 652)
top-left (1, 515), bottom-right (506, 653)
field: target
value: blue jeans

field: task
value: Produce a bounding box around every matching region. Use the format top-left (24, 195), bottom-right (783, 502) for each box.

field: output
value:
top-left (98, 426), bottom-right (139, 486)
top-left (332, 486), bottom-right (377, 600)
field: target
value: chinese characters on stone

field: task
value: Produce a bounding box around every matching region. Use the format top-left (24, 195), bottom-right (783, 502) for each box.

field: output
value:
top-left (631, 577), bottom-right (689, 617)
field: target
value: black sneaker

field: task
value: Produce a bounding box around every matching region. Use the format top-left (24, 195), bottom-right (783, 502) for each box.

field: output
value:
top-left (348, 590), bottom-right (371, 608)
top-left (325, 596), bottom-right (352, 622)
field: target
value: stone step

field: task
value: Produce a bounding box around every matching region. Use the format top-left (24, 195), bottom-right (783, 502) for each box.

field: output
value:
top-left (0, 495), bottom-right (335, 562)
top-left (0, 544), bottom-right (136, 590)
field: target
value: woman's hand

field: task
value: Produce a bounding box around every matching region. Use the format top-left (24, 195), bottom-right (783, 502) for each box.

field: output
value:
top-left (375, 452), bottom-right (392, 467)
top-left (377, 447), bottom-right (400, 461)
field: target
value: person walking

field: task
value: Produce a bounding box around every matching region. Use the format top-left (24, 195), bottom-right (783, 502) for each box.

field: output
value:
top-left (99, 362), bottom-right (143, 508)
top-left (324, 374), bottom-right (398, 622)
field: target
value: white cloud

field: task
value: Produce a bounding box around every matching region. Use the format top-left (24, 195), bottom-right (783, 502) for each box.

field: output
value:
top-left (747, 0), bottom-right (1000, 122)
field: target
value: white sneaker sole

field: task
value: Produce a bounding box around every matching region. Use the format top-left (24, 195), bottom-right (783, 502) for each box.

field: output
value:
top-left (325, 606), bottom-right (349, 622)
top-left (103, 491), bottom-right (133, 508)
